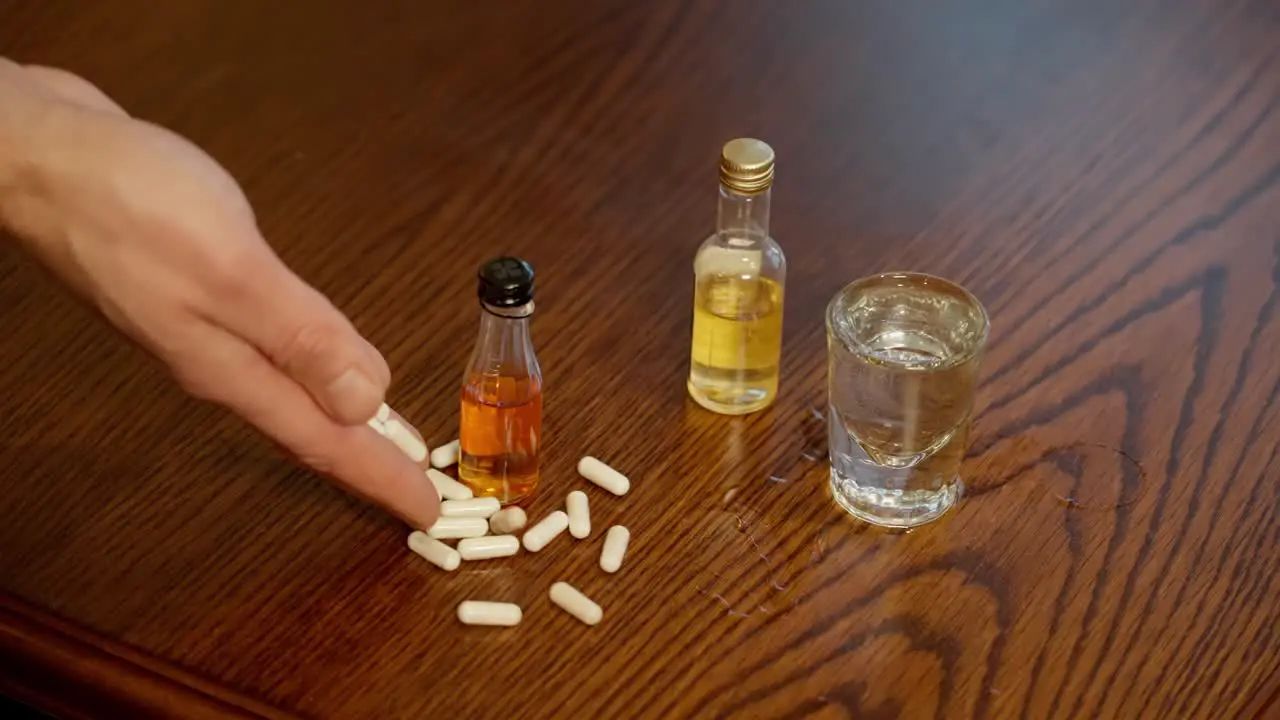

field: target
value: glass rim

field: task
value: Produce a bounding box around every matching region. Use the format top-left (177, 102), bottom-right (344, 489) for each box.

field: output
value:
top-left (826, 271), bottom-right (990, 370)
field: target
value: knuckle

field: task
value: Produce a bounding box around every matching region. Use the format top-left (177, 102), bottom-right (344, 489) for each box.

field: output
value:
top-left (293, 448), bottom-right (338, 477)
top-left (203, 247), bottom-right (260, 303)
top-left (274, 315), bottom-right (348, 374)
top-left (169, 362), bottom-right (220, 403)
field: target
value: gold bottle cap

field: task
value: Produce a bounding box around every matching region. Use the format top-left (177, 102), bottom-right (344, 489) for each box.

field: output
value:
top-left (719, 138), bottom-right (775, 195)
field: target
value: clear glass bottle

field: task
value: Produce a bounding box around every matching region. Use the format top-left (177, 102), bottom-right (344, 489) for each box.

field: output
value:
top-left (458, 257), bottom-right (543, 505)
top-left (687, 138), bottom-right (787, 415)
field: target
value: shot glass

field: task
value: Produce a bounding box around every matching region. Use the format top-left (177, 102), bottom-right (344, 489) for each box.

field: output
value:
top-left (825, 272), bottom-right (989, 528)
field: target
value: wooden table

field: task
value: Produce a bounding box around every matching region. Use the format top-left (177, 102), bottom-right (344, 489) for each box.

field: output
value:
top-left (2, 1), bottom-right (1278, 718)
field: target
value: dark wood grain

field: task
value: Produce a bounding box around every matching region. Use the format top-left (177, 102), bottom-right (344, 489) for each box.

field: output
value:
top-left (1, 0), bottom-right (1278, 718)
top-left (0, 595), bottom-right (293, 720)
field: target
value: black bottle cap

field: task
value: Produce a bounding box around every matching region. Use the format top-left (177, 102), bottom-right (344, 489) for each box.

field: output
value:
top-left (477, 257), bottom-right (535, 307)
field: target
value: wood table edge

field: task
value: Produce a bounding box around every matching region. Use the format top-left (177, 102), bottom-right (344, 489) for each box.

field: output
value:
top-left (0, 592), bottom-right (297, 720)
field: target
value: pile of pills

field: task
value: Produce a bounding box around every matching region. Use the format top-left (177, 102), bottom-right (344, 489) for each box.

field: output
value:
top-left (379, 405), bottom-right (631, 629)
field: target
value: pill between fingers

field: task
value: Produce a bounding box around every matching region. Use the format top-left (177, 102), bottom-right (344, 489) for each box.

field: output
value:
top-left (384, 418), bottom-right (428, 462)
top-left (367, 403), bottom-right (392, 435)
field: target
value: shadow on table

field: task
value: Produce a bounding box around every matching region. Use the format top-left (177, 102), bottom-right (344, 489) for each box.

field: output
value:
top-left (0, 695), bottom-right (56, 719)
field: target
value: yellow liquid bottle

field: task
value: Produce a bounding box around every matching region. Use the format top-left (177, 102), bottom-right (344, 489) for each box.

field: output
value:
top-left (687, 138), bottom-right (786, 415)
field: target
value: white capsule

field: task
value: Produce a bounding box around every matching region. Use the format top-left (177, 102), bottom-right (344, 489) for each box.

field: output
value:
top-left (489, 507), bottom-right (528, 535)
top-left (442, 497), bottom-right (501, 519)
top-left (457, 535), bottom-right (520, 560)
top-left (600, 525), bottom-right (630, 573)
top-left (427, 516), bottom-right (489, 539)
top-left (578, 456), bottom-right (630, 496)
top-left (549, 581), bottom-right (603, 626)
top-left (457, 601), bottom-right (522, 627)
top-left (430, 439), bottom-right (461, 468)
top-left (407, 531), bottom-right (461, 571)
top-left (367, 403), bottom-right (391, 434)
top-left (427, 469), bottom-right (473, 501)
top-left (384, 419), bottom-right (428, 462)
top-left (566, 491), bottom-right (591, 539)
top-left (522, 510), bottom-right (569, 552)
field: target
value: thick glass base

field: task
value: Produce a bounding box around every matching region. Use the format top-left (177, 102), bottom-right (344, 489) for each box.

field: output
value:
top-left (829, 467), bottom-right (960, 528)
top-left (686, 378), bottom-right (775, 415)
top-left (459, 478), bottom-right (538, 507)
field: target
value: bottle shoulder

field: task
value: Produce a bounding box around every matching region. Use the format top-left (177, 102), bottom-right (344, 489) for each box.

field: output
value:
top-left (694, 233), bottom-right (786, 279)
top-left (697, 232), bottom-right (784, 253)
top-left (467, 308), bottom-right (541, 377)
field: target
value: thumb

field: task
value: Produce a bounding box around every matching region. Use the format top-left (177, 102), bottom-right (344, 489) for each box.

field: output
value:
top-left (212, 252), bottom-right (392, 426)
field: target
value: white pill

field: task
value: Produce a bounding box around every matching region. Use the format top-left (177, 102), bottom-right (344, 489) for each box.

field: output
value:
top-left (578, 456), bottom-right (630, 496)
top-left (407, 531), bottom-right (461, 571)
top-left (522, 510), bottom-right (569, 552)
top-left (457, 601), bottom-right (522, 627)
top-left (430, 439), bottom-right (461, 468)
top-left (375, 402), bottom-right (391, 423)
top-left (427, 516), bottom-right (489, 539)
top-left (384, 419), bottom-right (428, 462)
top-left (567, 491), bottom-right (591, 539)
top-left (600, 525), bottom-right (630, 573)
top-left (442, 497), bottom-right (501, 519)
top-left (427, 469), bottom-right (473, 501)
top-left (457, 535), bottom-right (519, 560)
top-left (489, 507), bottom-right (528, 535)
top-left (549, 581), bottom-right (603, 626)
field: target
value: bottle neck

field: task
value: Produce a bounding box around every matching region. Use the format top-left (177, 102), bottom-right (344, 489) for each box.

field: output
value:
top-left (483, 301), bottom-right (534, 320)
top-left (470, 302), bottom-right (537, 377)
top-left (716, 185), bottom-right (771, 244)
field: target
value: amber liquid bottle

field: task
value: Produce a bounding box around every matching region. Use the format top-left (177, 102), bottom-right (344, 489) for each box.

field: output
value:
top-left (458, 257), bottom-right (543, 505)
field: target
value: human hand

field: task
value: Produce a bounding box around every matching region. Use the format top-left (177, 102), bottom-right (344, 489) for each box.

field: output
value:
top-left (0, 61), bottom-right (440, 530)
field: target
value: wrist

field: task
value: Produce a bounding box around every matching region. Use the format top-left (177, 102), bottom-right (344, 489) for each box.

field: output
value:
top-left (0, 66), bottom-right (37, 209)
top-left (0, 64), bottom-right (31, 168)
top-left (0, 63), bottom-right (65, 245)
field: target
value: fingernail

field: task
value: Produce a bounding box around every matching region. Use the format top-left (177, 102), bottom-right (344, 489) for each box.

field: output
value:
top-left (325, 368), bottom-right (382, 424)
top-left (384, 418), bottom-right (428, 463)
top-left (362, 339), bottom-right (392, 388)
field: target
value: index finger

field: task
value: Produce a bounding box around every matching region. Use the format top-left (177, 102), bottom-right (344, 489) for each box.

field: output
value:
top-left (177, 322), bottom-right (440, 530)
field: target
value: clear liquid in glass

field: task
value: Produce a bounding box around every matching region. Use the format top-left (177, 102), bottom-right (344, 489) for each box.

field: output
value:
top-left (826, 272), bottom-right (988, 528)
